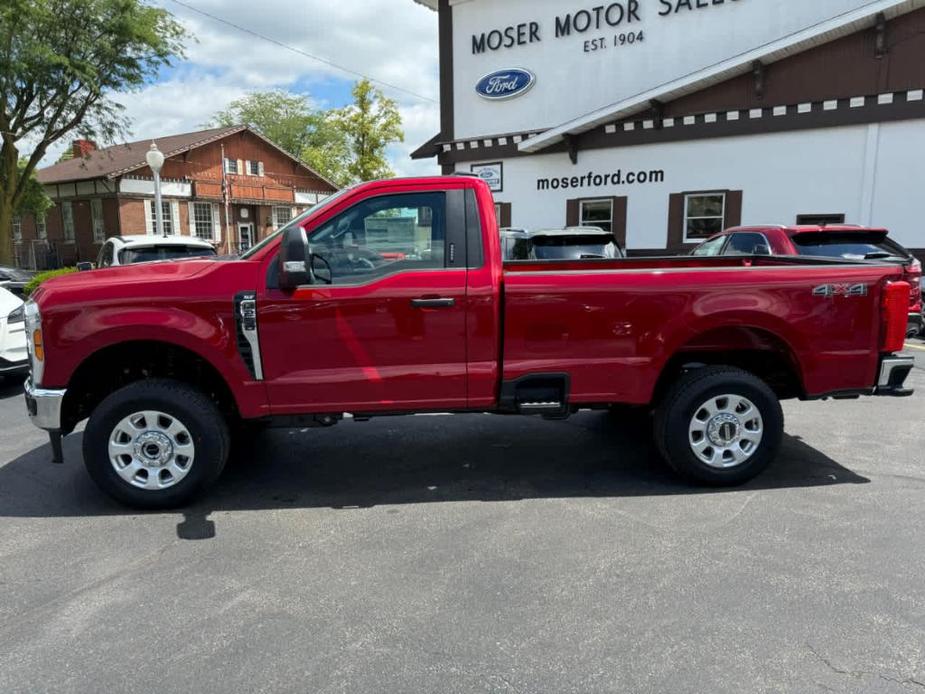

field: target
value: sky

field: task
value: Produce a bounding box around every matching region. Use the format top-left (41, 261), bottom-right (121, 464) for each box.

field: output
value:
top-left (41, 0), bottom-right (441, 177)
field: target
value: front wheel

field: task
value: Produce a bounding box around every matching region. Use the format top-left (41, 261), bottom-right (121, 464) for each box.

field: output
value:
top-left (653, 366), bottom-right (783, 486)
top-left (82, 379), bottom-right (230, 509)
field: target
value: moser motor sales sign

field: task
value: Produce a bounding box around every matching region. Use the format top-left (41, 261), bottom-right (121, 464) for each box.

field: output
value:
top-left (471, 0), bottom-right (745, 56)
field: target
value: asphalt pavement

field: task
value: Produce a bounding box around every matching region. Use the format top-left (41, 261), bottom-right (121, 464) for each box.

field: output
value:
top-left (0, 350), bottom-right (923, 693)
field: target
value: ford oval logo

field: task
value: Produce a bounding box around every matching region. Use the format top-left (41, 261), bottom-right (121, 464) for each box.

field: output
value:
top-left (475, 68), bottom-right (536, 100)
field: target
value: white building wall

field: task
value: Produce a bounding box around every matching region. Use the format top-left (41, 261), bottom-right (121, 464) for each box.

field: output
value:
top-left (452, 0), bottom-right (894, 139)
top-left (489, 121), bottom-right (924, 250)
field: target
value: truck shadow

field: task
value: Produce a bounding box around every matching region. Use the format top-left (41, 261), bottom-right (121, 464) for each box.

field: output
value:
top-left (0, 410), bottom-right (869, 538)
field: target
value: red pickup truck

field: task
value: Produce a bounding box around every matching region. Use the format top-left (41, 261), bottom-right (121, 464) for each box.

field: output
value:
top-left (692, 225), bottom-right (923, 337)
top-left (23, 176), bottom-right (914, 508)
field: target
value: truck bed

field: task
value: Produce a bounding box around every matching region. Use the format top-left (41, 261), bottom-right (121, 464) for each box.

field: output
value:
top-left (501, 255), bottom-right (905, 404)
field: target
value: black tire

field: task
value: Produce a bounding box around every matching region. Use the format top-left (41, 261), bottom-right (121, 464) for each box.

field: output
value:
top-left (653, 366), bottom-right (783, 486)
top-left (82, 379), bottom-right (230, 509)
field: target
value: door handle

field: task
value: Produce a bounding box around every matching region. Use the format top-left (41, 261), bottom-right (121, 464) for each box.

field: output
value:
top-left (411, 297), bottom-right (456, 309)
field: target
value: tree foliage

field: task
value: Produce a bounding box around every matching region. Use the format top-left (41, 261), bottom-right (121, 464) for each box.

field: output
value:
top-left (212, 90), bottom-right (351, 187)
top-left (210, 80), bottom-right (405, 188)
top-left (0, 0), bottom-right (186, 263)
top-left (336, 80), bottom-right (404, 183)
top-left (15, 158), bottom-right (52, 219)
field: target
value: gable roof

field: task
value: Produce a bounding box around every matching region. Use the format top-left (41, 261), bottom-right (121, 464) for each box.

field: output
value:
top-left (521, 0), bottom-right (924, 153)
top-left (37, 124), bottom-right (338, 190)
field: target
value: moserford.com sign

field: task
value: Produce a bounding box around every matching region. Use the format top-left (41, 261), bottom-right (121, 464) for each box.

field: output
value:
top-left (537, 168), bottom-right (665, 190)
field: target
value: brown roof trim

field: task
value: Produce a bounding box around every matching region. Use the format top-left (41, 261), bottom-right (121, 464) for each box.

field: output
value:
top-left (106, 125), bottom-right (248, 179)
top-left (436, 89), bottom-right (925, 167)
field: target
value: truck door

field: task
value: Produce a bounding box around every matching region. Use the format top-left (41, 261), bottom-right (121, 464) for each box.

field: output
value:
top-left (259, 190), bottom-right (469, 414)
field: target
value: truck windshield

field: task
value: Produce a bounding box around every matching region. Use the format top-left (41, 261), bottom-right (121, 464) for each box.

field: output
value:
top-left (239, 186), bottom-right (356, 259)
top-left (792, 233), bottom-right (910, 261)
top-left (120, 246), bottom-right (216, 264)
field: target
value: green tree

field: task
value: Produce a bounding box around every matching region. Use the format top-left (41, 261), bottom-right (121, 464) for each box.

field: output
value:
top-left (0, 0), bottom-right (185, 264)
top-left (211, 90), bottom-right (351, 187)
top-left (337, 79), bottom-right (404, 183)
top-left (14, 158), bottom-right (52, 220)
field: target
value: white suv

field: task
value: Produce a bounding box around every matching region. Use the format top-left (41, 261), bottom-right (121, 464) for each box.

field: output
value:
top-left (95, 235), bottom-right (217, 268)
top-left (0, 286), bottom-right (27, 380)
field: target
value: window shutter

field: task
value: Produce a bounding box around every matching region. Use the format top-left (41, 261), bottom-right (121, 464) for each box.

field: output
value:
top-left (498, 202), bottom-right (512, 228)
top-left (143, 200), bottom-right (153, 234)
top-left (237, 159), bottom-right (244, 175)
top-left (724, 190), bottom-right (743, 229)
top-left (171, 202), bottom-right (180, 235)
top-left (667, 193), bottom-right (686, 250)
top-left (245, 160), bottom-right (252, 176)
top-left (566, 199), bottom-right (580, 227)
top-left (188, 202), bottom-right (196, 236)
top-left (212, 204), bottom-right (222, 244)
top-left (258, 161), bottom-right (265, 176)
top-left (611, 196), bottom-right (628, 249)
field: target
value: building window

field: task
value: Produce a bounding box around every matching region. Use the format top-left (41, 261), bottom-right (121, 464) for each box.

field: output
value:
top-left (36, 214), bottom-right (46, 240)
top-left (62, 201), bottom-right (75, 242)
top-left (248, 160), bottom-right (261, 176)
top-left (579, 199), bottom-right (613, 233)
top-left (796, 213), bottom-right (846, 226)
top-left (192, 202), bottom-right (215, 240)
top-left (684, 192), bottom-right (726, 241)
top-left (149, 200), bottom-right (173, 234)
top-left (272, 206), bottom-right (292, 229)
top-left (12, 215), bottom-right (21, 242)
top-left (91, 199), bottom-right (104, 243)
top-left (223, 158), bottom-right (238, 175)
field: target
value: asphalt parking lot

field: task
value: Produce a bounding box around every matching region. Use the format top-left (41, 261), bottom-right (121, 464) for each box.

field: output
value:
top-left (0, 345), bottom-right (923, 693)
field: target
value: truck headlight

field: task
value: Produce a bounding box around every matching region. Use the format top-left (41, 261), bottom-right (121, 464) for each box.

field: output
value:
top-left (7, 305), bottom-right (24, 324)
top-left (24, 300), bottom-right (44, 385)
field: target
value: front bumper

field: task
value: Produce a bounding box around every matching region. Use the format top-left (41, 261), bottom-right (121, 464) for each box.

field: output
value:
top-left (24, 379), bottom-right (66, 431)
top-left (875, 356), bottom-right (915, 397)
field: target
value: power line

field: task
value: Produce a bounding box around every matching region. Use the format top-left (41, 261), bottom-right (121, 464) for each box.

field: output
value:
top-left (166, 0), bottom-right (437, 104)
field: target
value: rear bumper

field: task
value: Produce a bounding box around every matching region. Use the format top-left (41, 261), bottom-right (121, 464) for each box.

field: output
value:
top-left (0, 356), bottom-right (28, 376)
top-left (909, 312), bottom-right (924, 334)
top-left (23, 379), bottom-right (66, 431)
top-left (875, 356), bottom-right (915, 397)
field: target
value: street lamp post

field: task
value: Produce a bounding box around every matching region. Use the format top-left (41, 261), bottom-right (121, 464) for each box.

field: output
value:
top-left (146, 142), bottom-right (166, 237)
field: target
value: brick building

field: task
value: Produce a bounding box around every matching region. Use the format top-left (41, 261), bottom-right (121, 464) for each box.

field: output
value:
top-left (14, 125), bottom-right (337, 268)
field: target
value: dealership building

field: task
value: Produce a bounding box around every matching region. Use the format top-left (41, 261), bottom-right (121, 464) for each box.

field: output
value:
top-left (412, 0), bottom-right (925, 258)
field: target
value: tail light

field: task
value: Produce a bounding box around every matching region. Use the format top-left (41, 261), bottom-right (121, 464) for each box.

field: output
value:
top-left (907, 258), bottom-right (922, 309)
top-left (882, 281), bottom-right (910, 353)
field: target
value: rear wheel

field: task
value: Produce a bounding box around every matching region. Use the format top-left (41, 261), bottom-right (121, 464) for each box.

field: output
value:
top-left (82, 379), bottom-right (230, 508)
top-left (654, 366), bottom-right (783, 486)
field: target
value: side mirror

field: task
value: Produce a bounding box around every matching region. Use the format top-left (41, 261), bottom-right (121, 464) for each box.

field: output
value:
top-left (76, 261), bottom-right (94, 272)
top-left (753, 244), bottom-right (771, 256)
top-left (279, 226), bottom-right (311, 290)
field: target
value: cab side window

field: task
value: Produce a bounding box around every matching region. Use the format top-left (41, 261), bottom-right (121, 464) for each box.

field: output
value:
top-left (309, 192), bottom-right (446, 285)
top-left (724, 233), bottom-right (770, 256)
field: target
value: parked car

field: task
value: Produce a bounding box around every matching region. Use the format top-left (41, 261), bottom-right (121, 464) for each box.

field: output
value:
top-left (0, 265), bottom-right (36, 298)
top-left (0, 286), bottom-right (27, 381)
top-left (93, 235), bottom-right (217, 269)
top-left (501, 226), bottom-right (624, 260)
top-left (23, 177), bottom-right (913, 508)
top-left (691, 225), bottom-right (923, 337)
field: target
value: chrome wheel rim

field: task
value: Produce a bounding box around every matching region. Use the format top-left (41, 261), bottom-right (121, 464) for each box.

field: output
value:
top-left (688, 394), bottom-right (763, 469)
top-left (108, 410), bottom-right (195, 490)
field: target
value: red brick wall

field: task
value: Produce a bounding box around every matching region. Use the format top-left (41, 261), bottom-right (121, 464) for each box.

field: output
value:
top-left (119, 199), bottom-right (147, 235)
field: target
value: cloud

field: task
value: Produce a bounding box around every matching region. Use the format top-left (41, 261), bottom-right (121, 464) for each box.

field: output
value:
top-left (41, 0), bottom-right (441, 176)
